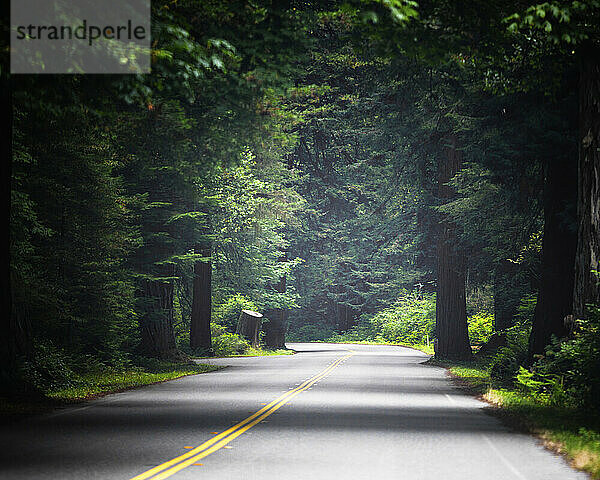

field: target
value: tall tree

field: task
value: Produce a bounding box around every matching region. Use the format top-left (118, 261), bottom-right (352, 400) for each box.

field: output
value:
top-left (190, 245), bottom-right (213, 352)
top-left (574, 42), bottom-right (600, 317)
top-left (529, 154), bottom-right (578, 356)
top-left (435, 135), bottom-right (472, 359)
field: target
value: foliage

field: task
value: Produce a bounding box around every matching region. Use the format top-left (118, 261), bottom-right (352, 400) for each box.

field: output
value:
top-left (210, 323), bottom-right (250, 357)
top-left (213, 294), bottom-right (259, 332)
top-left (48, 362), bottom-right (220, 401)
top-left (529, 303), bottom-right (600, 411)
top-left (18, 341), bottom-right (76, 393)
top-left (294, 290), bottom-right (436, 347)
top-left (489, 321), bottom-right (531, 383)
top-left (367, 291), bottom-right (436, 344)
top-left (468, 312), bottom-right (494, 345)
top-left (287, 324), bottom-right (336, 343)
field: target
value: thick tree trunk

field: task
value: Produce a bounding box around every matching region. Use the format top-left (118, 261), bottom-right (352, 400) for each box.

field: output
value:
top-left (529, 155), bottom-right (578, 357)
top-left (263, 274), bottom-right (287, 349)
top-left (190, 245), bottom-right (212, 352)
top-left (236, 310), bottom-right (263, 348)
top-left (435, 134), bottom-right (471, 360)
top-left (1, 70), bottom-right (20, 393)
top-left (139, 276), bottom-right (178, 359)
top-left (573, 44), bottom-right (600, 318)
top-left (263, 309), bottom-right (287, 349)
top-left (0, 71), bottom-right (36, 395)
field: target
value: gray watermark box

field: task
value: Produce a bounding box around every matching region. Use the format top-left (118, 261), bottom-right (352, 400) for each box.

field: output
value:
top-left (11, 0), bottom-right (151, 74)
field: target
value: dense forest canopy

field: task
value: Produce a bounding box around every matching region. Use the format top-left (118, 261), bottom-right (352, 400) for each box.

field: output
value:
top-left (3, 0), bottom-right (599, 416)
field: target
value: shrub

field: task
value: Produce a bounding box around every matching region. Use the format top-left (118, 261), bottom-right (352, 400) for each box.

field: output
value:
top-left (211, 323), bottom-right (249, 356)
top-left (368, 291), bottom-right (436, 345)
top-left (213, 294), bottom-right (259, 332)
top-left (531, 303), bottom-right (600, 410)
top-left (489, 321), bottom-right (530, 383)
top-left (19, 340), bottom-right (76, 392)
top-left (468, 312), bottom-right (494, 345)
top-left (287, 324), bottom-right (335, 342)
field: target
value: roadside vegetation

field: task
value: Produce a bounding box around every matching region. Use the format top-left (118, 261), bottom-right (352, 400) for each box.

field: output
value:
top-left (436, 302), bottom-right (600, 478)
top-left (0, 357), bottom-right (221, 419)
top-left (288, 290), bottom-right (492, 357)
top-left (47, 361), bottom-right (221, 402)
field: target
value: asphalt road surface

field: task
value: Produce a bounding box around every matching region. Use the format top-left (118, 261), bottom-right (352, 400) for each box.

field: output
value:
top-left (1, 343), bottom-right (587, 480)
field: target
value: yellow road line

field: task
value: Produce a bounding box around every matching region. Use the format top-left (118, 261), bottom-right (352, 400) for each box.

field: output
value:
top-left (129, 351), bottom-right (354, 480)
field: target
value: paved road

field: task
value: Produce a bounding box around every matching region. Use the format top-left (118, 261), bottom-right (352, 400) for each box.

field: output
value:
top-left (0, 343), bottom-right (587, 480)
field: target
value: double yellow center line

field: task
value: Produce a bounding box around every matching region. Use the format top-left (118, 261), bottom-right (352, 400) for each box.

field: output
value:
top-left (129, 351), bottom-right (354, 480)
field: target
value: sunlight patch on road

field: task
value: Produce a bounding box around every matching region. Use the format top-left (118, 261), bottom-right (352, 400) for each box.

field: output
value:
top-left (128, 351), bottom-right (354, 480)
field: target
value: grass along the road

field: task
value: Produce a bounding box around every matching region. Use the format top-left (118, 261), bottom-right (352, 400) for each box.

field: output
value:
top-left (196, 347), bottom-right (295, 359)
top-left (440, 360), bottom-right (600, 479)
top-left (1, 360), bottom-right (222, 420)
top-left (241, 347), bottom-right (295, 357)
top-left (49, 362), bottom-right (222, 401)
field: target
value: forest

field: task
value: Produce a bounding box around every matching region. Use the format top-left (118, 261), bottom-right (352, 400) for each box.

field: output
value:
top-left (2, 0), bottom-right (600, 476)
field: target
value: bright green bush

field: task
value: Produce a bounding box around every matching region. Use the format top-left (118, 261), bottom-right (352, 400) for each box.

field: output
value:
top-left (468, 312), bottom-right (494, 345)
top-left (322, 290), bottom-right (436, 346)
top-left (210, 323), bottom-right (250, 356)
top-left (367, 291), bottom-right (436, 345)
top-left (213, 294), bottom-right (259, 332)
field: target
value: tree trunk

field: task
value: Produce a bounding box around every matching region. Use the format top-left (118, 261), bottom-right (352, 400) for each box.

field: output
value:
top-left (263, 309), bottom-right (287, 349)
top-left (435, 134), bottom-right (472, 360)
top-left (190, 245), bottom-right (212, 352)
top-left (236, 309), bottom-right (263, 348)
top-left (139, 275), bottom-right (179, 359)
top-left (1, 71), bottom-right (20, 393)
top-left (529, 155), bottom-right (578, 357)
top-left (263, 274), bottom-right (287, 349)
top-left (573, 43), bottom-right (600, 319)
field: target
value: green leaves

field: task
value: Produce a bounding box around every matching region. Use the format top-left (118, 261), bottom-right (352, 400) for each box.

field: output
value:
top-left (379, 0), bottom-right (419, 23)
top-left (505, 1), bottom-right (599, 46)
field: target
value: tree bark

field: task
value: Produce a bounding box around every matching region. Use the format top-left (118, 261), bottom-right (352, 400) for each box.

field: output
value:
top-left (263, 309), bottom-right (287, 349)
top-left (263, 274), bottom-right (287, 349)
top-left (573, 43), bottom-right (600, 319)
top-left (0, 72), bottom-right (31, 394)
top-left (236, 310), bottom-right (263, 348)
top-left (435, 134), bottom-right (472, 360)
top-left (190, 245), bottom-right (212, 352)
top-left (139, 274), bottom-right (179, 359)
top-left (529, 154), bottom-right (578, 357)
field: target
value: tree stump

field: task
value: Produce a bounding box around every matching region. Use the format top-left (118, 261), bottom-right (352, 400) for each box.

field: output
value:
top-left (236, 310), bottom-right (263, 348)
top-left (263, 309), bottom-right (287, 349)
top-left (190, 245), bottom-right (212, 353)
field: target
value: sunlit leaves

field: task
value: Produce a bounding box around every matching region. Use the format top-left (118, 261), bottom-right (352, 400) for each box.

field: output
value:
top-left (505, 0), bottom-right (600, 45)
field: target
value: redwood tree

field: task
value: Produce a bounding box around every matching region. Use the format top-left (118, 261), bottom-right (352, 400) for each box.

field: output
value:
top-left (190, 245), bottom-right (213, 352)
top-left (574, 42), bottom-right (600, 318)
top-left (529, 155), bottom-right (578, 357)
top-left (435, 135), bottom-right (472, 360)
